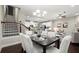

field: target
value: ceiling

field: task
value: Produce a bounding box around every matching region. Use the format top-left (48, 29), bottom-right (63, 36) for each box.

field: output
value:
top-left (13, 5), bottom-right (79, 22)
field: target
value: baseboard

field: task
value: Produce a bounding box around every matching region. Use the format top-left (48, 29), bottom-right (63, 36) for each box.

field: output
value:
top-left (1, 41), bottom-right (21, 48)
top-left (70, 42), bottom-right (79, 46)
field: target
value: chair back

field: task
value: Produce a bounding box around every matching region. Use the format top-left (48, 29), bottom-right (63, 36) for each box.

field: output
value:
top-left (41, 31), bottom-right (48, 36)
top-left (20, 33), bottom-right (34, 53)
top-left (59, 35), bottom-right (72, 53)
top-left (25, 31), bottom-right (33, 36)
top-left (47, 32), bottom-right (56, 38)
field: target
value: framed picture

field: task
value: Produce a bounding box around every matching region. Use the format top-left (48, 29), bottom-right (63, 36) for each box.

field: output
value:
top-left (75, 23), bottom-right (79, 27)
top-left (63, 22), bottom-right (68, 28)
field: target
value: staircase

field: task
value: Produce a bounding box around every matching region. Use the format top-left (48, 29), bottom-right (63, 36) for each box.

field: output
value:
top-left (2, 15), bottom-right (19, 37)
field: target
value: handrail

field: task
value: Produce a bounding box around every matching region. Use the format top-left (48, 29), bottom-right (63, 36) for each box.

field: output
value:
top-left (1, 21), bottom-right (29, 32)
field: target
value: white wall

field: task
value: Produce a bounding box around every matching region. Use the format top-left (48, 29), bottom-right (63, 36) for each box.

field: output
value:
top-left (0, 6), bottom-right (23, 49)
top-left (53, 16), bottom-right (79, 43)
top-left (42, 21), bottom-right (52, 27)
top-left (1, 5), bottom-right (79, 48)
top-left (0, 6), bottom-right (38, 49)
top-left (18, 10), bottom-right (26, 22)
top-left (41, 21), bottom-right (53, 30)
top-left (53, 17), bottom-right (76, 34)
top-left (0, 5), bottom-right (3, 52)
top-left (1, 36), bottom-right (21, 47)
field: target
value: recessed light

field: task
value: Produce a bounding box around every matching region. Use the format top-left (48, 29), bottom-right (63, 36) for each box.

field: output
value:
top-left (42, 13), bottom-right (45, 16)
top-left (27, 16), bottom-right (30, 17)
top-left (30, 21), bottom-right (34, 25)
top-left (75, 13), bottom-right (79, 16)
top-left (42, 11), bottom-right (47, 16)
top-left (70, 5), bottom-right (75, 7)
top-left (37, 14), bottom-right (41, 17)
top-left (59, 16), bottom-right (62, 19)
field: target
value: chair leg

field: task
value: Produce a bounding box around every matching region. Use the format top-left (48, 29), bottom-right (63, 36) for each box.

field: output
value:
top-left (21, 47), bottom-right (26, 53)
top-left (23, 50), bottom-right (26, 53)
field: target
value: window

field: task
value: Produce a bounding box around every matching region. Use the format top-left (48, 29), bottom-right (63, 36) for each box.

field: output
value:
top-left (6, 6), bottom-right (14, 16)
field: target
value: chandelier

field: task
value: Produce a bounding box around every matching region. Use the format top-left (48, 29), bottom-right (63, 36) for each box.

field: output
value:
top-left (33, 10), bottom-right (47, 17)
top-left (57, 11), bottom-right (66, 19)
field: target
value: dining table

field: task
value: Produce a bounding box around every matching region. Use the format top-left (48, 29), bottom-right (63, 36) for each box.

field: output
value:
top-left (31, 34), bottom-right (60, 53)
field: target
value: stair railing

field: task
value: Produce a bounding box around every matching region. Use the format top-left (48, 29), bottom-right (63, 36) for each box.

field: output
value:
top-left (1, 21), bottom-right (29, 35)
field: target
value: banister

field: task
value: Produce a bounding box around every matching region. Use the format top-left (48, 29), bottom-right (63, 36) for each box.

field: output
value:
top-left (1, 21), bottom-right (29, 32)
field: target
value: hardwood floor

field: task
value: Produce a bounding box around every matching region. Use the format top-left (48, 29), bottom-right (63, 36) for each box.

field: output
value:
top-left (1, 44), bottom-right (23, 53)
top-left (1, 43), bottom-right (79, 53)
top-left (68, 43), bottom-right (79, 53)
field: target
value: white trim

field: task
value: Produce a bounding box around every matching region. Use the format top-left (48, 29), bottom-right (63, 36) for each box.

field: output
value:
top-left (1, 41), bottom-right (21, 48)
top-left (0, 47), bottom-right (2, 52)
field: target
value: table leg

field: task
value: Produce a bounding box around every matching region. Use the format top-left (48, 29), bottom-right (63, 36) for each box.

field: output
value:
top-left (55, 39), bottom-right (60, 49)
top-left (57, 39), bottom-right (60, 49)
top-left (43, 47), bottom-right (46, 53)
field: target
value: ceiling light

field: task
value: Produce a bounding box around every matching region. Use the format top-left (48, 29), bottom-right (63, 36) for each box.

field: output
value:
top-left (36, 10), bottom-right (40, 13)
top-left (37, 14), bottom-right (41, 17)
top-left (30, 21), bottom-right (34, 25)
top-left (27, 16), bottom-right (30, 17)
top-left (75, 13), bottom-right (79, 16)
top-left (59, 16), bottom-right (62, 19)
top-left (42, 14), bottom-right (45, 16)
top-left (43, 11), bottom-right (47, 14)
top-left (33, 12), bottom-right (36, 15)
top-left (42, 11), bottom-right (47, 16)
top-left (33, 10), bottom-right (47, 17)
top-left (70, 5), bottom-right (75, 7)
top-left (56, 11), bottom-right (66, 19)
top-left (42, 13), bottom-right (45, 16)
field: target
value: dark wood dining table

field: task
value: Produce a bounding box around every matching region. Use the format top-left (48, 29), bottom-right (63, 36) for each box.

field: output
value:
top-left (31, 35), bottom-right (60, 53)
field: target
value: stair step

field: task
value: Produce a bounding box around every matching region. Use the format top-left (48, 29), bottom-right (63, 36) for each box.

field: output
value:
top-left (3, 33), bottom-right (19, 37)
top-left (2, 15), bottom-right (19, 37)
top-left (3, 29), bottom-right (18, 31)
top-left (3, 32), bottom-right (19, 36)
top-left (3, 32), bottom-right (19, 34)
top-left (4, 15), bottom-right (16, 22)
top-left (3, 30), bottom-right (18, 33)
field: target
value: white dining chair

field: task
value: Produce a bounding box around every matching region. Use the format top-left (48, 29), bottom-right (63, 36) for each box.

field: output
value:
top-left (47, 32), bottom-right (57, 47)
top-left (41, 31), bottom-right (48, 36)
top-left (46, 35), bottom-right (72, 53)
top-left (47, 32), bottom-right (56, 39)
top-left (20, 33), bottom-right (42, 53)
top-left (25, 31), bottom-right (33, 37)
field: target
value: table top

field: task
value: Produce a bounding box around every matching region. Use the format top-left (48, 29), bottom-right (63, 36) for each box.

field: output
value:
top-left (31, 34), bottom-right (59, 46)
